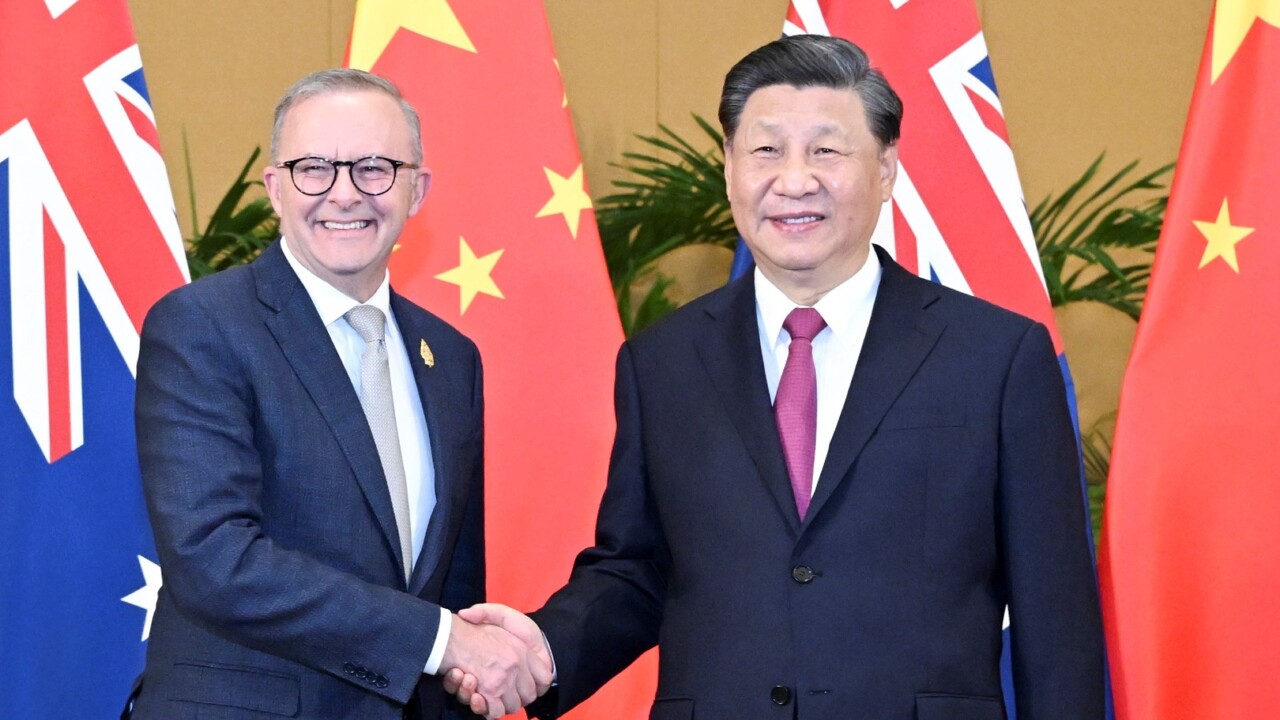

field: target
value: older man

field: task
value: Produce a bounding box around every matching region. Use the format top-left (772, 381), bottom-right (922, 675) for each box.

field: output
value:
top-left (126, 69), bottom-right (549, 720)
top-left (454, 35), bottom-right (1104, 720)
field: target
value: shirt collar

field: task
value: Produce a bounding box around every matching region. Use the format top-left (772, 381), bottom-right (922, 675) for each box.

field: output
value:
top-left (755, 247), bottom-right (882, 348)
top-left (280, 236), bottom-right (392, 327)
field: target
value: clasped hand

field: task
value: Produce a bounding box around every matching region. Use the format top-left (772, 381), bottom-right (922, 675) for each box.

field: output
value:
top-left (440, 604), bottom-right (552, 719)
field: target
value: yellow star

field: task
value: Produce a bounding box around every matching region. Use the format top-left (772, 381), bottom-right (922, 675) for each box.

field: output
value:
top-left (348, 0), bottom-right (475, 72)
top-left (1210, 0), bottom-right (1280, 82)
top-left (535, 165), bottom-right (593, 239)
top-left (435, 237), bottom-right (504, 313)
top-left (1195, 198), bottom-right (1255, 272)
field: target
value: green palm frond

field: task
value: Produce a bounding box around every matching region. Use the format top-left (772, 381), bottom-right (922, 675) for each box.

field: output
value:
top-left (1031, 154), bottom-right (1172, 320)
top-left (184, 143), bottom-right (279, 279)
top-left (616, 274), bottom-right (678, 338)
top-left (1080, 413), bottom-right (1117, 546)
top-left (596, 115), bottom-right (735, 335)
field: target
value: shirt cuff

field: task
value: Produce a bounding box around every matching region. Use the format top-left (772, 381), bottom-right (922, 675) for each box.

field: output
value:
top-left (544, 630), bottom-right (558, 682)
top-left (423, 607), bottom-right (452, 674)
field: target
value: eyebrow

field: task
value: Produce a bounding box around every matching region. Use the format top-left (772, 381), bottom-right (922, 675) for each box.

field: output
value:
top-left (748, 121), bottom-right (846, 139)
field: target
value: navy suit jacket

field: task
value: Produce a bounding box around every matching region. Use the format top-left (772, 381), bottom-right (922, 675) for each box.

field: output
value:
top-left (530, 246), bottom-right (1104, 720)
top-left (130, 241), bottom-right (484, 719)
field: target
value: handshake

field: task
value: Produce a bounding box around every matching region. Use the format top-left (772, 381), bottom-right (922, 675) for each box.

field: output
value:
top-left (439, 603), bottom-right (553, 719)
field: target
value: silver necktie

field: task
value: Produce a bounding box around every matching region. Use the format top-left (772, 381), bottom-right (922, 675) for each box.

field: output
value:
top-left (344, 305), bottom-right (413, 582)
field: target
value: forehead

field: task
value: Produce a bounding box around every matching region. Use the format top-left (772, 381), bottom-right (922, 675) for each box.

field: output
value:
top-left (738, 84), bottom-right (869, 137)
top-left (279, 89), bottom-right (413, 156)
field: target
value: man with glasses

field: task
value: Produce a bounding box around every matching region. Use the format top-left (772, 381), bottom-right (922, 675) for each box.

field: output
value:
top-left (126, 69), bottom-right (550, 720)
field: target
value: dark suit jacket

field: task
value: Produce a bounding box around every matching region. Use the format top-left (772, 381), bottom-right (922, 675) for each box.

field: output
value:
top-left (530, 246), bottom-right (1104, 720)
top-left (130, 241), bottom-right (484, 720)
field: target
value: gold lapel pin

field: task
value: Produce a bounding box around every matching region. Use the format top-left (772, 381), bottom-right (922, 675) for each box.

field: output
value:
top-left (420, 339), bottom-right (435, 368)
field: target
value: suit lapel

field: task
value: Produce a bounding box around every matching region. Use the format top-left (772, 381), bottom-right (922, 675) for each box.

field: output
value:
top-left (254, 242), bottom-right (407, 582)
top-left (806, 248), bottom-right (946, 523)
top-left (695, 277), bottom-right (800, 532)
top-left (391, 292), bottom-right (457, 594)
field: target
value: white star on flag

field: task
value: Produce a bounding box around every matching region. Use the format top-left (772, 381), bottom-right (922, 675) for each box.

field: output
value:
top-left (121, 555), bottom-right (162, 641)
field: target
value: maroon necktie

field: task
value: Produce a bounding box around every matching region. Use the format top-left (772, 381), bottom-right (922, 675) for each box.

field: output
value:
top-left (775, 307), bottom-right (827, 520)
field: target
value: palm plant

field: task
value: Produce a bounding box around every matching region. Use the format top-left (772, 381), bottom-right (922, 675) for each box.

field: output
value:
top-left (1030, 155), bottom-right (1172, 320)
top-left (595, 115), bottom-right (737, 335)
top-left (183, 141), bottom-right (278, 279)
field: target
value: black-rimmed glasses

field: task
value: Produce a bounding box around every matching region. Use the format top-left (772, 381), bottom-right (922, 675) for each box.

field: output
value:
top-left (276, 155), bottom-right (418, 196)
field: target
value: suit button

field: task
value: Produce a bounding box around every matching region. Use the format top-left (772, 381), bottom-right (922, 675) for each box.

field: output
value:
top-left (343, 662), bottom-right (357, 675)
top-left (376, 675), bottom-right (389, 688)
top-left (771, 685), bottom-right (792, 705)
top-left (791, 565), bottom-right (815, 583)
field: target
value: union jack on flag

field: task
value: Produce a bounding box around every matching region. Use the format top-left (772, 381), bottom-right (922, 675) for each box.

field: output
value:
top-left (1, 0), bottom-right (186, 716)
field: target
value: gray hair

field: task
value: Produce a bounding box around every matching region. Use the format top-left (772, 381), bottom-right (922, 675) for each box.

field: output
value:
top-left (270, 68), bottom-right (423, 164)
top-left (719, 35), bottom-right (902, 148)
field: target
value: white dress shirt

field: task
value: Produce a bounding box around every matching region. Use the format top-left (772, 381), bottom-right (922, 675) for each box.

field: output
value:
top-left (756, 249), bottom-right (882, 492)
top-left (281, 238), bottom-right (451, 673)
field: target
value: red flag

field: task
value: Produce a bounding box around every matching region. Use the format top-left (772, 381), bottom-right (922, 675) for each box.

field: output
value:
top-left (345, 3), bottom-right (650, 717)
top-left (1099, 2), bottom-right (1280, 718)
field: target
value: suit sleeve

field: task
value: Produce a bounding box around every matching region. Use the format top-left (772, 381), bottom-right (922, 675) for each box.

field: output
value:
top-left (135, 289), bottom-right (445, 704)
top-left (528, 342), bottom-right (666, 716)
top-left (998, 322), bottom-right (1106, 719)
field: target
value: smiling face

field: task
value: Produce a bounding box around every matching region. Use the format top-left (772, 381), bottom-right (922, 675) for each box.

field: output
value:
top-left (264, 89), bottom-right (429, 302)
top-left (725, 84), bottom-right (897, 305)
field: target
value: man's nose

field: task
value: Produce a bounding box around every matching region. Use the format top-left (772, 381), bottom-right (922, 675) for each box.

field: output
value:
top-left (773, 154), bottom-right (820, 197)
top-left (327, 166), bottom-right (363, 206)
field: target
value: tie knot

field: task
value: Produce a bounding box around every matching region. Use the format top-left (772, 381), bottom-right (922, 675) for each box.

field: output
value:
top-left (784, 307), bottom-right (826, 343)
top-left (344, 305), bottom-right (387, 343)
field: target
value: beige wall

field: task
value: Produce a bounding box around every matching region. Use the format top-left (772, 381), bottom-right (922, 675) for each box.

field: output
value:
top-left (129, 0), bottom-right (1209, 429)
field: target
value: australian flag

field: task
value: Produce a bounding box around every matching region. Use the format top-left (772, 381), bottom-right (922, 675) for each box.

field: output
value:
top-left (0, 1), bottom-right (187, 716)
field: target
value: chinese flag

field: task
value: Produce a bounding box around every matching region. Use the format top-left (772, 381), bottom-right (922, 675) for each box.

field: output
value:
top-left (1099, 3), bottom-right (1280, 719)
top-left (345, 2), bottom-right (652, 718)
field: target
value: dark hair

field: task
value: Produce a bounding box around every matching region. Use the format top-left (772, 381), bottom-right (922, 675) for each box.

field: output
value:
top-left (270, 68), bottom-right (422, 164)
top-left (719, 34), bottom-right (902, 148)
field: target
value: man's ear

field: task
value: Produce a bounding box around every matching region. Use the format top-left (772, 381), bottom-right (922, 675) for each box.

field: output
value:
top-left (879, 143), bottom-right (899, 201)
top-left (263, 165), bottom-right (285, 215)
top-left (408, 167), bottom-right (431, 218)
